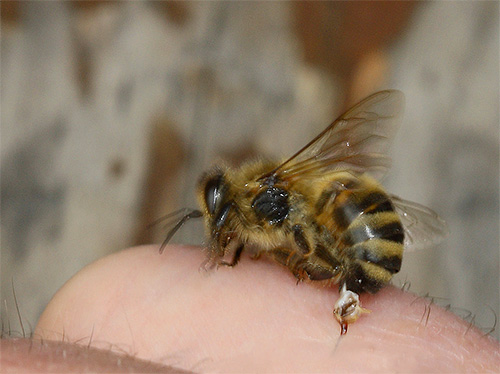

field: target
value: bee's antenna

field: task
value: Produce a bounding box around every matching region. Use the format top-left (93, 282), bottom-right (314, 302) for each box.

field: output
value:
top-left (147, 208), bottom-right (193, 229)
top-left (159, 209), bottom-right (203, 254)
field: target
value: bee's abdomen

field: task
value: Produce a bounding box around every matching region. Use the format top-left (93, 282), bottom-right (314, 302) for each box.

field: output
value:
top-left (332, 190), bottom-right (395, 231)
top-left (330, 188), bottom-right (404, 294)
top-left (342, 211), bottom-right (404, 246)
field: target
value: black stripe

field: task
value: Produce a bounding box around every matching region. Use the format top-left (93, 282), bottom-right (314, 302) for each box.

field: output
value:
top-left (365, 197), bottom-right (394, 214)
top-left (360, 191), bottom-right (393, 212)
top-left (354, 244), bottom-right (402, 273)
top-left (333, 191), bottom-right (394, 231)
top-left (315, 179), bottom-right (361, 216)
top-left (342, 264), bottom-right (384, 294)
top-left (344, 221), bottom-right (404, 246)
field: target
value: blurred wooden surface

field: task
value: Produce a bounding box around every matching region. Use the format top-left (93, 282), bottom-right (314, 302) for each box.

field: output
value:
top-left (294, 1), bottom-right (416, 106)
top-left (1, 2), bottom-right (498, 340)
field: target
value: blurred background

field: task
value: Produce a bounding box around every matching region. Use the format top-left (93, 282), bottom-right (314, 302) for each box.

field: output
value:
top-left (1, 1), bottom-right (498, 340)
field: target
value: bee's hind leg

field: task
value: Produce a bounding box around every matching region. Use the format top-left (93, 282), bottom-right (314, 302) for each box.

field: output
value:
top-left (333, 284), bottom-right (370, 335)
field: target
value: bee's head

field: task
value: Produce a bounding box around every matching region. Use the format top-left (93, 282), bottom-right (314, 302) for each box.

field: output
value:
top-left (158, 167), bottom-right (231, 256)
top-left (197, 167), bottom-right (233, 235)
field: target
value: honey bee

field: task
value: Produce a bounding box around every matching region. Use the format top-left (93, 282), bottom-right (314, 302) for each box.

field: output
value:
top-left (160, 90), bottom-right (448, 334)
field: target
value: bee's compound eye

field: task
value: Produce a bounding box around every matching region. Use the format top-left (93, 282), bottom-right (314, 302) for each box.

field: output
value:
top-left (204, 176), bottom-right (224, 214)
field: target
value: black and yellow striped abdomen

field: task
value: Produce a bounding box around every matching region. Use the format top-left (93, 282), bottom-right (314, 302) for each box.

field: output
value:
top-left (315, 174), bottom-right (404, 294)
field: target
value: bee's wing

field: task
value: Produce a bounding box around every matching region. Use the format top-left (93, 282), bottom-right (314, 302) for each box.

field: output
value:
top-left (391, 196), bottom-right (449, 252)
top-left (260, 90), bottom-right (405, 182)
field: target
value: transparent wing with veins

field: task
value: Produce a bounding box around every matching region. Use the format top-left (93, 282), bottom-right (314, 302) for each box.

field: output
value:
top-left (259, 90), bottom-right (405, 183)
top-left (392, 196), bottom-right (449, 251)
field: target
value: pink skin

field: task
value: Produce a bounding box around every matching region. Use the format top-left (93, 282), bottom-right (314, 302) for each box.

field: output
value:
top-left (3, 245), bottom-right (499, 372)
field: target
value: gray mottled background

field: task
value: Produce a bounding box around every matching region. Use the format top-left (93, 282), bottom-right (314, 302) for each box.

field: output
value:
top-left (1, 2), bottom-right (498, 340)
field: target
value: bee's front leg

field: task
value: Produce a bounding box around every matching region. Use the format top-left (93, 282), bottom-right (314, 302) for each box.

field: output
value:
top-left (333, 284), bottom-right (370, 335)
top-left (218, 244), bottom-right (244, 268)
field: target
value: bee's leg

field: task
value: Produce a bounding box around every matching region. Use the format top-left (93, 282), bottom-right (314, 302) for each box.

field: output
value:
top-left (333, 284), bottom-right (370, 335)
top-left (292, 224), bottom-right (312, 255)
top-left (218, 244), bottom-right (244, 268)
top-left (291, 225), bottom-right (321, 284)
top-left (292, 262), bottom-right (310, 285)
top-left (265, 247), bottom-right (309, 285)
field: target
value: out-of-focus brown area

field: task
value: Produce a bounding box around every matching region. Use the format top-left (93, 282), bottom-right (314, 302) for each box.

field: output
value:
top-left (151, 1), bottom-right (190, 26)
top-left (134, 118), bottom-right (186, 246)
top-left (294, 2), bottom-right (417, 107)
top-left (1, 1), bottom-right (19, 25)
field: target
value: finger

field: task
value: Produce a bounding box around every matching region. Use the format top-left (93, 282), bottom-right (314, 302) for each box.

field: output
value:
top-left (0, 337), bottom-right (188, 373)
top-left (35, 245), bottom-right (500, 372)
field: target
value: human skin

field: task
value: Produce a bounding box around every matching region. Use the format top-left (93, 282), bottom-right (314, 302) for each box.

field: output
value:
top-left (3, 245), bottom-right (500, 372)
